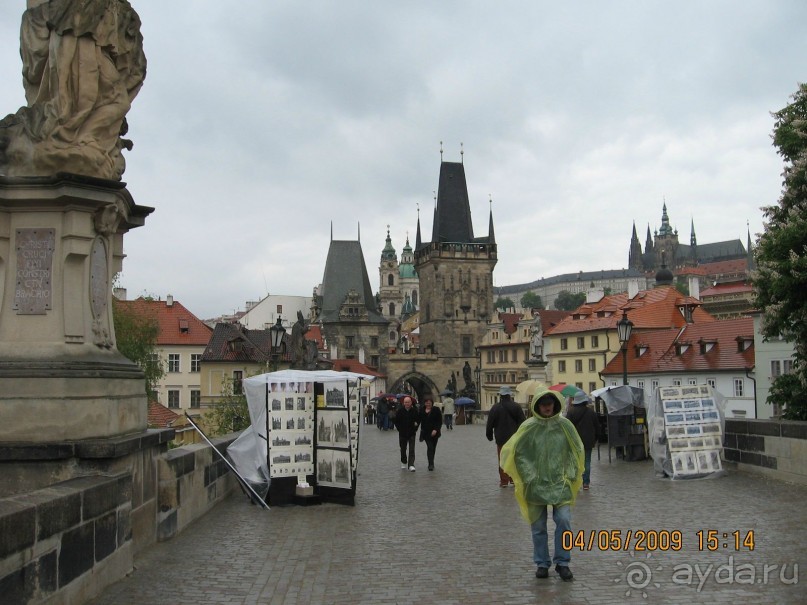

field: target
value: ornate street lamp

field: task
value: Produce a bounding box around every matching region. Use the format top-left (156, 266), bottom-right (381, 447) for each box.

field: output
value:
top-left (616, 310), bottom-right (634, 386)
top-left (269, 317), bottom-right (286, 371)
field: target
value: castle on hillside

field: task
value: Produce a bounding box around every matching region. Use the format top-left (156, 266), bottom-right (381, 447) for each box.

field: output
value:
top-left (629, 202), bottom-right (751, 272)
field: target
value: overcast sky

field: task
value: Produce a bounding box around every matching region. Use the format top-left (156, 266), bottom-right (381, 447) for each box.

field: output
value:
top-left (1, 1), bottom-right (804, 319)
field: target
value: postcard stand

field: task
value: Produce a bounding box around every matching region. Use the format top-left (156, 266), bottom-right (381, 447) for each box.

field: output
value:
top-left (655, 385), bottom-right (724, 479)
top-left (264, 379), bottom-right (360, 506)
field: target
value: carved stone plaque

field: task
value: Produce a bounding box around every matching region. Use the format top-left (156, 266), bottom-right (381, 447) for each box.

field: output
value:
top-left (90, 237), bottom-right (109, 320)
top-left (14, 228), bottom-right (55, 315)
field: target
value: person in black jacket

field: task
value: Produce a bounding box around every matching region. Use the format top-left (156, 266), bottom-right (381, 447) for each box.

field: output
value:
top-left (485, 386), bottom-right (526, 487)
top-left (394, 396), bottom-right (420, 471)
top-left (566, 392), bottom-right (599, 490)
top-left (419, 397), bottom-right (443, 471)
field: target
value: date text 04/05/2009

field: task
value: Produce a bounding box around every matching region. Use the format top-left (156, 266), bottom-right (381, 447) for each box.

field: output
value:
top-left (561, 530), bottom-right (755, 552)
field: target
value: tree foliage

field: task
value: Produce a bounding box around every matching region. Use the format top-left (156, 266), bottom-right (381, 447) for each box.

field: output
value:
top-left (554, 290), bottom-right (586, 311)
top-left (753, 82), bottom-right (807, 420)
top-left (208, 377), bottom-right (251, 435)
top-left (520, 291), bottom-right (544, 310)
top-left (494, 297), bottom-right (515, 311)
top-left (112, 300), bottom-right (164, 397)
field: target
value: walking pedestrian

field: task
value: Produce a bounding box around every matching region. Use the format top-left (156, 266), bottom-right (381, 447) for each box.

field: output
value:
top-left (566, 392), bottom-right (599, 490)
top-left (500, 389), bottom-right (584, 582)
top-left (419, 397), bottom-right (442, 470)
top-left (485, 386), bottom-right (526, 487)
top-left (377, 397), bottom-right (389, 430)
top-left (394, 395), bottom-right (419, 471)
top-left (441, 394), bottom-right (455, 430)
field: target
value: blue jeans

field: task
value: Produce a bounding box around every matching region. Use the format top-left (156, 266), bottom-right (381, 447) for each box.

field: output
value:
top-left (531, 505), bottom-right (572, 568)
top-left (583, 448), bottom-right (592, 485)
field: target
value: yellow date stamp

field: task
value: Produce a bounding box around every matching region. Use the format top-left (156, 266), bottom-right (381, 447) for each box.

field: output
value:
top-left (562, 529), bottom-right (683, 551)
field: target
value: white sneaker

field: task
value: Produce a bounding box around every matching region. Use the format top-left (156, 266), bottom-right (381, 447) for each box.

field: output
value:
top-left (401, 463), bottom-right (407, 469)
top-left (408, 465), bottom-right (416, 472)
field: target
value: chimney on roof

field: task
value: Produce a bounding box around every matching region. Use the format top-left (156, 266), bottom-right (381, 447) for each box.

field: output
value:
top-left (627, 280), bottom-right (639, 299)
top-left (586, 288), bottom-right (604, 304)
top-left (166, 294), bottom-right (174, 307)
top-left (688, 276), bottom-right (700, 300)
top-left (113, 287), bottom-right (127, 301)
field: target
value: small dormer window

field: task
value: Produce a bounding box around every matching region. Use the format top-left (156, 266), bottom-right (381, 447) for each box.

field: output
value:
top-left (699, 340), bottom-right (716, 354)
top-left (635, 345), bottom-right (649, 357)
top-left (736, 337), bottom-right (753, 352)
top-left (179, 319), bottom-right (189, 334)
top-left (676, 343), bottom-right (690, 355)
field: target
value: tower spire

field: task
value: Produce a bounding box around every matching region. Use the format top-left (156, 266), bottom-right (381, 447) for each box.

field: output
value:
top-left (488, 194), bottom-right (495, 244)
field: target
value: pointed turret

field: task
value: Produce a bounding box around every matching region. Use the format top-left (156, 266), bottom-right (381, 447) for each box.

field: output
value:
top-left (658, 202), bottom-right (674, 236)
top-left (488, 197), bottom-right (496, 244)
top-left (629, 221), bottom-right (642, 269)
top-left (431, 162), bottom-right (475, 243)
top-left (381, 226), bottom-right (396, 262)
top-left (689, 218), bottom-right (698, 265)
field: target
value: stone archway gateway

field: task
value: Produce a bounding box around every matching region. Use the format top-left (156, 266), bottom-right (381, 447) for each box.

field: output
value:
top-left (389, 371), bottom-right (440, 403)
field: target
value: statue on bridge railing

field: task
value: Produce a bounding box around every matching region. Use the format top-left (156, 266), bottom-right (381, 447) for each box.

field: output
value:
top-left (0, 0), bottom-right (147, 181)
top-left (461, 361), bottom-right (476, 399)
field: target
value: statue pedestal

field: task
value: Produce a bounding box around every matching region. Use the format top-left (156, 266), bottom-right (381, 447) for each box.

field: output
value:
top-left (0, 174), bottom-right (153, 442)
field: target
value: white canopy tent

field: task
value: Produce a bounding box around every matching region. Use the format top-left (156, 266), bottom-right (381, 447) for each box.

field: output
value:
top-left (227, 370), bottom-right (377, 497)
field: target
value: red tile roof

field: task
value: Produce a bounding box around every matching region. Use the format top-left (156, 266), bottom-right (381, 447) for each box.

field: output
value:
top-left (602, 317), bottom-right (754, 376)
top-left (330, 358), bottom-right (385, 377)
top-left (546, 287), bottom-right (715, 336)
top-left (499, 313), bottom-right (522, 335)
top-left (700, 282), bottom-right (753, 297)
top-left (148, 400), bottom-right (180, 428)
top-left (536, 310), bottom-right (571, 333)
top-left (202, 322), bottom-right (291, 363)
top-left (696, 258), bottom-right (749, 276)
top-left (114, 297), bottom-right (213, 346)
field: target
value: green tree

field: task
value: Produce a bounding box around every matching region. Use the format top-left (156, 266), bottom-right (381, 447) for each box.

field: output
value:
top-left (494, 297), bottom-right (515, 311)
top-left (209, 377), bottom-right (251, 435)
top-left (554, 290), bottom-right (586, 311)
top-left (112, 300), bottom-right (164, 398)
top-left (520, 291), bottom-right (544, 309)
top-left (753, 82), bottom-right (807, 420)
top-left (674, 279), bottom-right (689, 296)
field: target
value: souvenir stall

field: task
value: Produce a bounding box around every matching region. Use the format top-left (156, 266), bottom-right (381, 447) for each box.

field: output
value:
top-left (647, 385), bottom-right (726, 479)
top-left (228, 370), bottom-right (374, 506)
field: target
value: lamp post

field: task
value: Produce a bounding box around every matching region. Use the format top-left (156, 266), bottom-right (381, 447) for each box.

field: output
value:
top-left (616, 310), bottom-right (634, 386)
top-left (269, 317), bottom-right (286, 371)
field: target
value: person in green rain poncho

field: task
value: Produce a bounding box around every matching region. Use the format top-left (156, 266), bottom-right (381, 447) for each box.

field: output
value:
top-left (500, 389), bottom-right (584, 581)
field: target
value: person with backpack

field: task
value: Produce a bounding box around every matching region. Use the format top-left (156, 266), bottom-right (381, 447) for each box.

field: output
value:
top-left (485, 386), bottom-right (526, 487)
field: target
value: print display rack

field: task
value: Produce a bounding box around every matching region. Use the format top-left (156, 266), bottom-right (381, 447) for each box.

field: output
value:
top-left (658, 385), bottom-right (723, 478)
top-left (265, 379), bottom-right (361, 506)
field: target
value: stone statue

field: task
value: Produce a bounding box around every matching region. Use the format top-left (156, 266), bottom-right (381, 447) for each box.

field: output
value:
top-left (0, 0), bottom-right (147, 181)
top-left (462, 361), bottom-right (473, 390)
top-left (531, 323), bottom-right (544, 361)
top-left (289, 311), bottom-right (308, 368)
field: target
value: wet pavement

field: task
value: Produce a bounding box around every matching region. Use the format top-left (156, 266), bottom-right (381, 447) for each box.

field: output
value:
top-left (90, 422), bottom-right (807, 604)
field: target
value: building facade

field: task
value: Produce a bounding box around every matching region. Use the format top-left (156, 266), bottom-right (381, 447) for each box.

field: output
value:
top-left (316, 236), bottom-right (389, 372)
top-left (602, 317), bottom-right (756, 418)
top-left (386, 158), bottom-right (497, 401)
top-left (114, 295), bottom-right (212, 413)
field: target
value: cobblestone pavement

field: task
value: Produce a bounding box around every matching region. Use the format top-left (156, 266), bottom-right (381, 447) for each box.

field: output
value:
top-left (90, 423), bottom-right (807, 605)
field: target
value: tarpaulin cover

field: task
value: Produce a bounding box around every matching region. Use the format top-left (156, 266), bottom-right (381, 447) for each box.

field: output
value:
top-left (500, 389), bottom-right (584, 524)
top-left (646, 385), bottom-right (727, 479)
top-left (591, 385), bottom-right (645, 415)
top-left (226, 370), bottom-right (376, 496)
